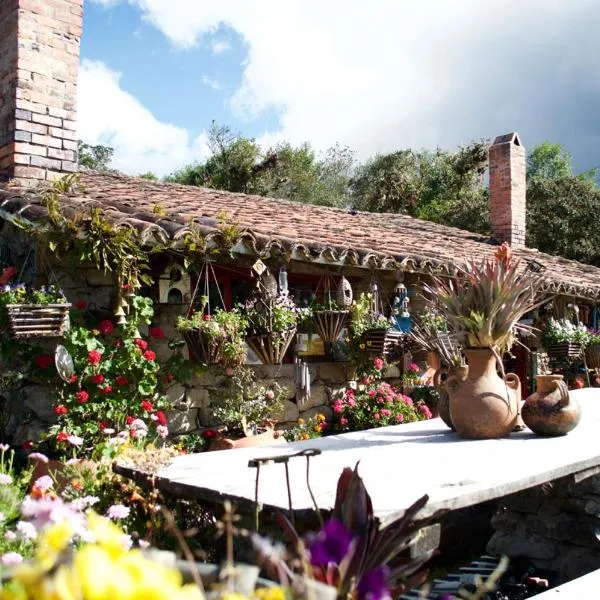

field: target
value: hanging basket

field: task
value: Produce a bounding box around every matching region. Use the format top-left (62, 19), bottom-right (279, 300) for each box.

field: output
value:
top-left (183, 330), bottom-right (223, 365)
top-left (246, 328), bottom-right (296, 365)
top-left (6, 303), bottom-right (71, 339)
top-left (546, 342), bottom-right (584, 361)
top-left (313, 310), bottom-right (348, 344)
top-left (585, 345), bottom-right (600, 368)
top-left (360, 328), bottom-right (405, 358)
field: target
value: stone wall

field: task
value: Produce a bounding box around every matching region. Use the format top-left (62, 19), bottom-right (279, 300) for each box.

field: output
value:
top-left (487, 473), bottom-right (600, 583)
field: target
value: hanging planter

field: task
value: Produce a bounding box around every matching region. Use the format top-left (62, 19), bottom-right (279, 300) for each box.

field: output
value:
top-left (546, 342), bottom-right (584, 361)
top-left (360, 328), bottom-right (405, 358)
top-left (246, 328), bottom-right (297, 365)
top-left (313, 310), bottom-right (348, 344)
top-left (585, 344), bottom-right (600, 368)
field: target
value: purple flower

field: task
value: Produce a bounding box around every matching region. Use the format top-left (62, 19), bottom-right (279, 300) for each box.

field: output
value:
top-left (358, 567), bottom-right (391, 600)
top-left (307, 519), bottom-right (353, 566)
top-left (1, 552), bottom-right (23, 566)
top-left (28, 452), bottom-right (49, 464)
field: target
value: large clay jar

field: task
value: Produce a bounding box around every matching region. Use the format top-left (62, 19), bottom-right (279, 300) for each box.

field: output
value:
top-left (434, 367), bottom-right (459, 431)
top-left (446, 348), bottom-right (521, 439)
top-left (522, 374), bottom-right (581, 436)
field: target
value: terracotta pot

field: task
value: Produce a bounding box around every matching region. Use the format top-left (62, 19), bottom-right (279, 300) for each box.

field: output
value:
top-left (445, 349), bottom-right (521, 439)
top-left (208, 428), bottom-right (287, 451)
top-left (522, 374), bottom-right (581, 436)
top-left (433, 367), bottom-right (463, 431)
top-left (31, 458), bottom-right (96, 493)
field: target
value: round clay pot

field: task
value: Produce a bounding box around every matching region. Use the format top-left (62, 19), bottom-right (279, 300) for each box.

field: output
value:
top-left (446, 349), bottom-right (521, 439)
top-left (208, 428), bottom-right (286, 451)
top-left (433, 368), bottom-right (455, 430)
top-left (522, 374), bottom-right (581, 436)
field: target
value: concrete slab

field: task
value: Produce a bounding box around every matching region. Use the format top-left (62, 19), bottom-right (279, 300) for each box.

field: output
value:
top-left (535, 567), bottom-right (600, 597)
top-left (116, 389), bottom-right (600, 525)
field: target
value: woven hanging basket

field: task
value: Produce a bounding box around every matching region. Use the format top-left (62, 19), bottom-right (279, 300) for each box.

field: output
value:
top-left (6, 303), bottom-right (71, 339)
top-left (360, 328), bottom-right (405, 358)
top-left (546, 342), bottom-right (584, 361)
top-left (585, 345), bottom-right (600, 369)
top-left (183, 330), bottom-right (246, 367)
top-left (246, 328), bottom-right (296, 365)
top-left (313, 310), bottom-right (348, 344)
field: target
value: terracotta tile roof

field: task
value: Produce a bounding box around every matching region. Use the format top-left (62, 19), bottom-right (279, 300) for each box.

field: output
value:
top-left (1, 170), bottom-right (600, 300)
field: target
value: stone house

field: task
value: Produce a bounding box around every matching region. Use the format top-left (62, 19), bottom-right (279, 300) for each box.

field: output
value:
top-left (1, 0), bottom-right (600, 443)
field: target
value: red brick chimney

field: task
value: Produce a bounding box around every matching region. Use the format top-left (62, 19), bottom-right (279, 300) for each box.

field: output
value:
top-left (0, 0), bottom-right (82, 186)
top-left (488, 132), bottom-right (526, 249)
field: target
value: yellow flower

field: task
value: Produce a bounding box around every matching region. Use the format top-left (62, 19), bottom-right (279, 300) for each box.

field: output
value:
top-left (316, 413), bottom-right (326, 422)
top-left (221, 594), bottom-right (248, 600)
top-left (296, 418), bottom-right (304, 426)
top-left (314, 425), bottom-right (322, 433)
top-left (255, 587), bottom-right (287, 600)
top-left (359, 343), bottom-right (366, 350)
top-left (86, 513), bottom-right (128, 560)
top-left (35, 520), bottom-right (74, 570)
top-left (366, 341), bottom-right (372, 347)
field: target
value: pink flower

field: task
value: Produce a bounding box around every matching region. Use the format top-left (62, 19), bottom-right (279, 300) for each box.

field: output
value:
top-left (156, 425), bottom-right (169, 438)
top-left (373, 413), bottom-right (380, 421)
top-left (368, 390), bottom-right (376, 397)
top-left (67, 435), bottom-right (83, 447)
top-left (377, 398), bottom-right (385, 404)
top-left (27, 452), bottom-right (49, 464)
top-left (347, 398), bottom-right (356, 408)
top-left (1, 552), bottom-right (23, 566)
top-left (381, 408), bottom-right (391, 417)
top-left (396, 414), bottom-right (404, 423)
top-left (333, 403), bottom-right (344, 414)
top-left (4, 531), bottom-right (16, 541)
top-left (419, 404), bottom-right (433, 419)
top-left (403, 396), bottom-right (413, 406)
top-left (373, 357), bottom-right (384, 371)
top-left (265, 390), bottom-right (275, 400)
top-left (32, 476), bottom-right (53, 493)
top-left (340, 417), bottom-right (348, 426)
top-left (107, 504), bottom-right (130, 520)
top-left (407, 362), bottom-right (420, 373)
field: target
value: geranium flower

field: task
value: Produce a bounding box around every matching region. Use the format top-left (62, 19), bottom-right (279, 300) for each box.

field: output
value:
top-left (373, 357), bottom-right (384, 371)
top-left (115, 375), bottom-right (129, 386)
top-left (140, 401), bottom-right (153, 413)
top-left (202, 428), bottom-right (217, 440)
top-left (407, 362), bottom-right (420, 373)
top-left (74, 299), bottom-right (87, 310)
top-left (125, 416), bottom-right (135, 425)
top-left (100, 385), bottom-right (113, 395)
top-left (21, 440), bottom-right (33, 450)
top-left (56, 432), bottom-right (69, 443)
top-left (340, 417), bottom-right (348, 426)
top-left (149, 326), bottom-right (165, 339)
top-left (143, 350), bottom-right (156, 361)
top-left (155, 410), bottom-right (167, 426)
top-left (67, 435), bottom-right (83, 447)
top-left (87, 350), bottom-right (102, 365)
top-left (98, 320), bottom-right (114, 335)
top-left (90, 374), bottom-right (104, 385)
top-left (134, 338), bottom-right (148, 351)
top-left (35, 354), bottom-right (53, 369)
top-left (419, 404), bottom-right (433, 419)
top-left (69, 375), bottom-right (78, 384)
top-left (156, 425), bottom-right (169, 438)
top-left (54, 404), bottom-right (68, 415)
top-left (0, 266), bottom-right (17, 285)
top-left (75, 391), bottom-right (89, 404)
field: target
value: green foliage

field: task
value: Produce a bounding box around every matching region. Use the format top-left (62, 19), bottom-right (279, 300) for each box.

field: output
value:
top-left (283, 413), bottom-right (327, 441)
top-left (0, 284), bottom-right (66, 306)
top-left (77, 141), bottom-right (114, 171)
top-left (139, 172), bottom-right (158, 181)
top-left (541, 318), bottom-right (590, 347)
top-left (348, 292), bottom-right (389, 338)
top-left (240, 293), bottom-right (307, 335)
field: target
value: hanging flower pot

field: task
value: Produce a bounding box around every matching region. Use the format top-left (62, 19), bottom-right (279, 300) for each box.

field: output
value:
top-left (585, 344), bottom-right (600, 368)
top-left (313, 309), bottom-right (348, 344)
top-left (546, 342), bottom-right (584, 361)
top-left (360, 328), bottom-right (405, 358)
top-left (6, 303), bottom-right (71, 339)
top-left (246, 328), bottom-right (296, 365)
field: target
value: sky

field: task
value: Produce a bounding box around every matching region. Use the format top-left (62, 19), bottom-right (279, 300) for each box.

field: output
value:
top-left (80, 0), bottom-right (600, 177)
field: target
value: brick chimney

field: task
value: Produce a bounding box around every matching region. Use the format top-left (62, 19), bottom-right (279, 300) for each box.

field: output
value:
top-left (488, 132), bottom-right (526, 248)
top-left (0, 0), bottom-right (82, 186)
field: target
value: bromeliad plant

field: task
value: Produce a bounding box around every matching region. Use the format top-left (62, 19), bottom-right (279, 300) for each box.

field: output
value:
top-left (422, 244), bottom-right (545, 354)
top-left (47, 295), bottom-right (174, 458)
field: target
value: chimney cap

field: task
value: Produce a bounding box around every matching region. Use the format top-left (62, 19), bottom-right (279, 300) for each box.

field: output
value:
top-left (492, 132), bottom-right (522, 147)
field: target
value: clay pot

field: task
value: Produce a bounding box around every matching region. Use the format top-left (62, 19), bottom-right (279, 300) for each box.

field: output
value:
top-left (445, 348), bottom-right (521, 439)
top-left (208, 427), bottom-right (286, 451)
top-left (433, 367), bottom-right (461, 431)
top-left (522, 374), bottom-right (581, 436)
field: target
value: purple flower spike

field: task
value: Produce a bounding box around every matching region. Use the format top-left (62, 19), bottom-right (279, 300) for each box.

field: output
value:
top-left (358, 567), bottom-right (391, 600)
top-left (307, 518), bottom-right (352, 566)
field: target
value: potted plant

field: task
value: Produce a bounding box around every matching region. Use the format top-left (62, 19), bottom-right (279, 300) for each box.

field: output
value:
top-left (423, 244), bottom-right (544, 439)
top-left (176, 296), bottom-right (247, 367)
top-left (541, 317), bottom-right (588, 361)
top-left (585, 329), bottom-right (600, 368)
top-left (311, 298), bottom-right (348, 349)
top-left (0, 269), bottom-right (71, 339)
top-left (240, 293), bottom-right (307, 365)
top-left (207, 366), bottom-right (287, 450)
top-left (349, 292), bottom-right (403, 358)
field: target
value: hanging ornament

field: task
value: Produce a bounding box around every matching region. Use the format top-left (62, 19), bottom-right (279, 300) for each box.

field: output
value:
top-left (390, 284), bottom-right (412, 333)
top-left (336, 276), bottom-right (353, 308)
top-left (259, 269), bottom-right (278, 299)
top-left (278, 266), bottom-right (289, 296)
top-left (370, 281), bottom-right (379, 316)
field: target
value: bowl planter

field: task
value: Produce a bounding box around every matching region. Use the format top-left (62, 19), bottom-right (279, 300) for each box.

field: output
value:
top-left (585, 345), bottom-right (600, 368)
top-left (312, 309), bottom-right (348, 344)
top-left (445, 348), bottom-right (521, 439)
top-left (6, 303), bottom-right (71, 338)
top-left (246, 328), bottom-right (296, 365)
top-left (360, 328), bottom-right (404, 358)
top-left (546, 342), bottom-right (584, 361)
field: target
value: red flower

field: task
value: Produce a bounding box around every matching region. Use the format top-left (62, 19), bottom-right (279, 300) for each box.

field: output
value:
top-left (202, 314), bottom-right (211, 321)
top-left (202, 428), bottom-right (217, 440)
top-left (165, 373), bottom-right (174, 382)
top-left (114, 339), bottom-right (123, 348)
top-left (88, 350), bottom-right (102, 365)
top-left (98, 421), bottom-right (108, 431)
top-left (134, 339), bottom-right (148, 351)
top-left (0, 266), bottom-right (17, 285)
top-left (69, 375), bottom-right (78, 384)
top-left (143, 350), bottom-right (156, 362)
top-left (75, 299), bottom-right (87, 310)
top-left (56, 432), bottom-right (69, 443)
top-left (54, 405), bottom-right (68, 415)
top-left (99, 385), bottom-right (113, 395)
top-left (21, 440), bottom-right (33, 450)
top-left (122, 283), bottom-right (131, 290)
top-left (149, 327), bottom-right (165, 340)
top-left (141, 401), bottom-right (154, 413)
top-left (90, 374), bottom-right (104, 385)
top-left (115, 375), bottom-right (129, 386)
top-left (126, 416), bottom-right (135, 425)
top-left (75, 391), bottom-right (89, 404)
top-left (98, 320), bottom-right (114, 335)
top-left (155, 410), bottom-right (167, 426)
top-left (35, 354), bottom-right (53, 370)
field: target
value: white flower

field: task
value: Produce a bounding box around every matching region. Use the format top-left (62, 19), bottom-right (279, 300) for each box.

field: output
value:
top-left (27, 452), bottom-right (49, 464)
top-left (156, 425), bottom-right (169, 439)
top-left (120, 534), bottom-right (133, 549)
top-left (130, 419), bottom-right (147, 431)
top-left (102, 428), bottom-right (115, 435)
top-left (1, 552), bottom-right (23, 566)
top-left (0, 474), bottom-right (13, 485)
top-left (0, 444), bottom-right (10, 452)
top-left (32, 475), bottom-right (53, 493)
top-left (16, 521), bottom-right (37, 540)
top-left (4, 531), bottom-right (16, 541)
top-left (132, 429), bottom-right (147, 440)
top-left (106, 504), bottom-right (130, 520)
top-left (138, 539), bottom-right (150, 549)
top-left (0, 512), bottom-right (5, 523)
top-left (65, 458), bottom-right (80, 466)
top-left (67, 435), bottom-right (83, 447)
top-left (150, 414), bottom-right (158, 422)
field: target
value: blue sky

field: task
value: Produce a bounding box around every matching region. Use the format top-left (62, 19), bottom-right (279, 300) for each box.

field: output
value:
top-left (79, 0), bottom-right (600, 176)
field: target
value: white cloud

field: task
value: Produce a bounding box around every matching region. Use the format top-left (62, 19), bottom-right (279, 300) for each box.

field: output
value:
top-left (201, 74), bottom-right (221, 91)
top-left (78, 60), bottom-right (209, 176)
top-left (87, 0), bottom-right (600, 169)
top-left (211, 40), bottom-right (231, 55)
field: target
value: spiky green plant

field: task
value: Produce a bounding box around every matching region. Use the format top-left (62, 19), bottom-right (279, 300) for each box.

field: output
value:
top-left (422, 247), bottom-right (545, 355)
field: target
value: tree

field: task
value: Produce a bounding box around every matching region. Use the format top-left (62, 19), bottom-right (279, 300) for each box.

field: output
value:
top-left (77, 141), bottom-right (114, 171)
top-left (527, 141), bottom-right (573, 181)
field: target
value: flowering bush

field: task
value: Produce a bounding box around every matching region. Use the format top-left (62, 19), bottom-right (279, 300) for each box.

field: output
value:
top-left (332, 380), bottom-right (431, 433)
top-left (46, 296), bottom-right (177, 458)
top-left (402, 362), bottom-right (422, 386)
top-left (541, 318), bottom-right (590, 347)
top-left (283, 414), bottom-right (328, 441)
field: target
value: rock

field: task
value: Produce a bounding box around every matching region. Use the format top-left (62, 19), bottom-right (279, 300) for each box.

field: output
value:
top-left (556, 547), bottom-right (600, 583)
top-left (316, 363), bottom-right (349, 382)
top-left (272, 400), bottom-right (299, 423)
top-left (256, 378), bottom-right (295, 399)
top-left (486, 532), bottom-right (557, 560)
top-left (490, 507), bottom-right (522, 532)
top-left (297, 383), bottom-right (328, 410)
top-left (23, 385), bottom-right (56, 422)
top-left (198, 407), bottom-right (220, 427)
top-left (503, 488), bottom-right (545, 513)
top-left (187, 387), bottom-right (210, 408)
top-left (251, 364), bottom-right (295, 380)
top-left (167, 408), bottom-right (199, 435)
top-left (84, 268), bottom-right (113, 286)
